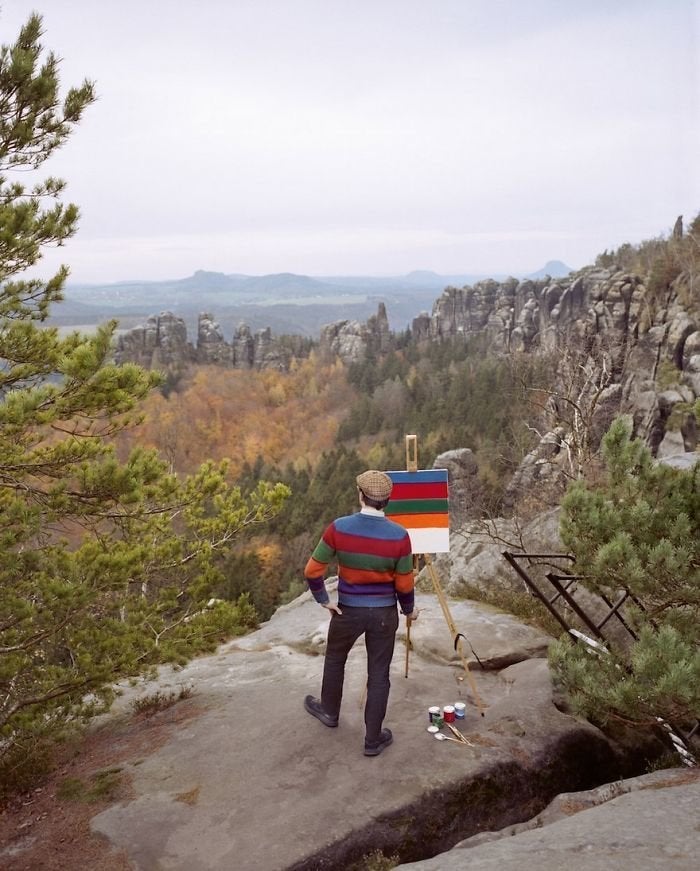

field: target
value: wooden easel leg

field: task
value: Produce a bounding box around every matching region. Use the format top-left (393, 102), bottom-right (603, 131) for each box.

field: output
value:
top-left (424, 553), bottom-right (486, 716)
top-left (404, 617), bottom-right (411, 678)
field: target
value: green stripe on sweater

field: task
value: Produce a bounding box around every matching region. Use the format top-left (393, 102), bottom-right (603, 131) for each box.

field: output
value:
top-left (337, 551), bottom-right (398, 571)
top-left (312, 539), bottom-right (335, 563)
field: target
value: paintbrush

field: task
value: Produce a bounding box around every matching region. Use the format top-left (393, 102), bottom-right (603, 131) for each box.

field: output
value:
top-left (445, 722), bottom-right (473, 745)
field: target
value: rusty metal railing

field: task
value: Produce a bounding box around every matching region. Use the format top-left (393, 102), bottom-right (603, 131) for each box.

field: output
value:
top-left (502, 550), bottom-right (697, 768)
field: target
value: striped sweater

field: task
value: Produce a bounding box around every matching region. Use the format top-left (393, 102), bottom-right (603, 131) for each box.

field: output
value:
top-left (304, 508), bottom-right (414, 613)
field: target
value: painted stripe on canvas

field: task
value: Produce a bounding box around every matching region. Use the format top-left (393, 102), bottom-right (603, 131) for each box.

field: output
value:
top-left (387, 470), bottom-right (448, 485)
top-left (390, 482), bottom-right (448, 500)
top-left (389, 513), bottom-right (449, 529)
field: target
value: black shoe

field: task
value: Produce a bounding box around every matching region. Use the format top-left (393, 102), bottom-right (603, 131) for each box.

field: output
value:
top-left (304, 695), bottom-right (338, 728)
top-left (364, 728), bottom-right (393, 756)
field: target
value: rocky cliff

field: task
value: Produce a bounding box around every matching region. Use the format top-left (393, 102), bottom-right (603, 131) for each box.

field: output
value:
top-left (114, 303), bottom-right (395, 372)
top-left (113, 268), bottom-right (698, 460)
top-left (414, 266), bottom-right (699, 459)
top-left (318, 301), bottom-right (392, 364)
top-left (114, 311), bottom-right (294, 372)
top-left (114, 311), bottom-right (193, 370)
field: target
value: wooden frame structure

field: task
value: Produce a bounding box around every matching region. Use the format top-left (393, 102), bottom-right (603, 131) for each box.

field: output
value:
top-left (502, 551), bottom-right (697, 767)
top-left (398, 435), bottom-right (486, 716)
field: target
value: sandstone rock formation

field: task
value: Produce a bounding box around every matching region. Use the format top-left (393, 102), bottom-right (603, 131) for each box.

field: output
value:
top-left (113, 269), bottom-right (698, 463)
top-left (195, 312), bottom-right (229, 364)
top-left (115, 312), bottom-right (292, 372)
top-left (115, 302), bottom-right (393, 370)
top-left (397, 767), bottom-right (699, 870)
top-left (426, 507), bottom-right (564, 601)
top-left (430, 445), bottom-right (699, 656)
top-left (76, 589), bottom-right (664, 871)
top-left (318, 302), bottom-right (393, 364)
top-left (231, 320), bottom-right (255, 368)
top-left (115, 311), bottom-right (194, 369)
top-left (252, 325), bottom-right (290, 370)
top-left (433, 448), bottom-right (480, 528)
top-left (415, 266), bottom-right (699, 459)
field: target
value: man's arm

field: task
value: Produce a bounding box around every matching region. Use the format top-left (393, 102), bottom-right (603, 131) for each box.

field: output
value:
top-left (394, 536), bottom-right (415, 616)
top-left (304, 523), bottom-right (337, 606)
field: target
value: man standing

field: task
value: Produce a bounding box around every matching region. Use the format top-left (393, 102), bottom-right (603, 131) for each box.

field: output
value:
top-left (303, 469), bottom-right (417, 756)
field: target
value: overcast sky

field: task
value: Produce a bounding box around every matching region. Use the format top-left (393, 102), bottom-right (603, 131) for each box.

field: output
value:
top-left (1, 0), bottom-right (699, 282)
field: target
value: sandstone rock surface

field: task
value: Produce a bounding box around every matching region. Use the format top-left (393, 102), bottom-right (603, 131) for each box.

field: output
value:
top-left (82, 589), bottom-right (652, 871)
top-left (397, 768), bottom-right (700, 870)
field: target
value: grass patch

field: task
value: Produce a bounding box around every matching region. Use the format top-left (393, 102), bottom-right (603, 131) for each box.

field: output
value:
top-left (57, 767), bottom-right (123, 803)
top-left (349, 849), bottom-right (400, 871)
top-left (56, 776), bottom-right (85, 800)
top-left (130, 685), bottom-right (194, 716)
top-left (645, 750), bottom-right (687, 774)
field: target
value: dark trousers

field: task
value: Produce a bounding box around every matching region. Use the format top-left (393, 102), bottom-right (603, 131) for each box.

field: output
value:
top-left (321, 605), bottom-right (399, 743)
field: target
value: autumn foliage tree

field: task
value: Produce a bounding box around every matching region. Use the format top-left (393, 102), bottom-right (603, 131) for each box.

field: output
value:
top-left (0, 14), bottom-right (288, 790)
top-left (122, 357), bottom-right (354, 476)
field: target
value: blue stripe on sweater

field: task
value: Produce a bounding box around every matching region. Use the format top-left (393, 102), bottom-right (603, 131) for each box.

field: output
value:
top-left (339, 592), bottom-right (397, 608)
top-left (333, 512), bottom-right (409, 541)
top-left (338, 577), bottom-right (414, 613)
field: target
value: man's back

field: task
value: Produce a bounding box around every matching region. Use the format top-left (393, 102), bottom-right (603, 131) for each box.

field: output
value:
top-left (308, 510), bottom-right (413, 610)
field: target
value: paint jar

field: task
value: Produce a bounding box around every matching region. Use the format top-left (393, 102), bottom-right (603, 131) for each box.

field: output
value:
top-left (432, 716), bottom-right (444, 729)
top-left (428, 706), bottom-right (440, 723)
top-left (454, 702), bottom-right (466, 720)
top-left (443, 705), bottom-right (456, 723)
top-left (427, 725), bottom-right (439, 734)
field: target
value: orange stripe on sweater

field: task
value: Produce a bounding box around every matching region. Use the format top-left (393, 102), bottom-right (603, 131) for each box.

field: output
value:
top-left (340, 566), bottom-right (395, 584)
top-left (304, 556), bottom-right (327, 578)
top-left (306, 559), bottom-right (414, 594)
top-left (394, 571), bottom-right (415, 594)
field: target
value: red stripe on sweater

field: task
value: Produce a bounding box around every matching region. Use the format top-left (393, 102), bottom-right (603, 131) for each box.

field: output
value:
top-left (394, 571), bottom-right (415, 594)
top-left (327, 528), bottom-right (411, 558)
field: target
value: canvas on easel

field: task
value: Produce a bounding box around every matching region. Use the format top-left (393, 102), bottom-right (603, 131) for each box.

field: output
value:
top-left (384, 469), bottom-right (449, 554)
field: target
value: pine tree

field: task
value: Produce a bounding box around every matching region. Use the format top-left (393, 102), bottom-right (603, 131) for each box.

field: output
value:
top-left (549, 417), bottom-right (700, 732)
top-left (0, 14), bottom-right (289, 787)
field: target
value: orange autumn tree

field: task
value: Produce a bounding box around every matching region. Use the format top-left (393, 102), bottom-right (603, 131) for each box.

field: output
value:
top-left (121, 355), bottom-right (354, 476)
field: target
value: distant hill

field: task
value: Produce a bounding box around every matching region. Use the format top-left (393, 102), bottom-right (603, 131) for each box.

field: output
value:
top-left (525, 260), bottom-right (574, 280)
top-left (58, 271), bottom-right (444, 335)
top-left (55, 264), bottom-right (575, 336)
top-left (56, 270), bottom-right (483, 335)
top-left (62, 268), bottom-right (517, 311)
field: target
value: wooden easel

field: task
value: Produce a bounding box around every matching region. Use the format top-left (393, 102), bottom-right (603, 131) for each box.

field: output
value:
top-left (404, 434), bottom-right (486, 717)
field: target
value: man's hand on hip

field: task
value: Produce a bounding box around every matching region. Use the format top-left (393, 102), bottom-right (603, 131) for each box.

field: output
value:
top-left (323, 603), bottom-right (343, 615)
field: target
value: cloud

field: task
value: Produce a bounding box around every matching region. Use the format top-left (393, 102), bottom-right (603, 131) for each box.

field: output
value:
top-left (1, 0), bottom-right (698, 280)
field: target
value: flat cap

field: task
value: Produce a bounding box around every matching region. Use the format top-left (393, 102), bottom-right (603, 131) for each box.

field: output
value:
top-left (356, 469), bottom-right (393, 501)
